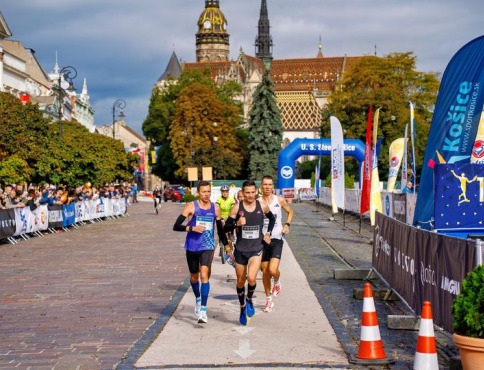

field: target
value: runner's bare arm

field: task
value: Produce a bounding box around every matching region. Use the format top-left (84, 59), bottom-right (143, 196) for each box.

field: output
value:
top-left (279, 195), bottom-right (294, 234)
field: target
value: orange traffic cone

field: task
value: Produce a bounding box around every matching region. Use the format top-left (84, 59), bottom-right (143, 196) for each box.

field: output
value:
top-left (413, 301), bottom-right (439, 369)
top-left (356, 283), bottom-right (388, 360)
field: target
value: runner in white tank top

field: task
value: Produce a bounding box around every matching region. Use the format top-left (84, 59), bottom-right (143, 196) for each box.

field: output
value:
top-left (260, 175), bottom-right (294, 313)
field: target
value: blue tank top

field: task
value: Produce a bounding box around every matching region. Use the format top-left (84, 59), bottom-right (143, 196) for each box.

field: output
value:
top-left (185, 201), bottom-right (216, 252)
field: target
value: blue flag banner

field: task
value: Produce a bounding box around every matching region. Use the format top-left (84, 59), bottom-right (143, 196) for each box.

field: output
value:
top-left (414, 35), bottom-right (484, 228)
top-left (435, 164), bottom-right (484, 231)
top-left (62, 203), bottom-right (76, 227)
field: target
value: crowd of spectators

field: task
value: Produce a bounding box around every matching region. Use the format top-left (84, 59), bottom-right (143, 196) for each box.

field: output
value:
top-left (0, 182), bottom-right (137, 211)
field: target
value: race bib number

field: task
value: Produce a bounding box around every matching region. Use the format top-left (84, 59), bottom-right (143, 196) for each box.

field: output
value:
top-left (196, 216), bottom-right (213, 231)
top-left (242, 225), bottom-right (259, 239)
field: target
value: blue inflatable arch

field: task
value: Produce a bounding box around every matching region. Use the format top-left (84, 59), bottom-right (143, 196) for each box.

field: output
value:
top-left (277, 138), bottom-right (366, 190)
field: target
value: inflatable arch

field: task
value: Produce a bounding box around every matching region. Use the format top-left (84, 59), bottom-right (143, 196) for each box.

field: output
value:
top-left (277, 138), bottom-right (366, 190)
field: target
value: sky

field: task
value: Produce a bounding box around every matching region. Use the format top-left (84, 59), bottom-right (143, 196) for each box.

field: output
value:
top-left (2, 0), bottom-right (483, 136)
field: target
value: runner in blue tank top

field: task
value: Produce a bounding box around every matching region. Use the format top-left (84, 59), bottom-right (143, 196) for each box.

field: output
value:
top-left (224, 180), bottom-right (276, 325)
top-left (173, 181), bottom-right (228, 324)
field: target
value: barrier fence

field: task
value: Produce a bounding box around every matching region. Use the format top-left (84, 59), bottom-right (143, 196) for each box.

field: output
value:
top-left (0, 198), bottom-right (127, 244)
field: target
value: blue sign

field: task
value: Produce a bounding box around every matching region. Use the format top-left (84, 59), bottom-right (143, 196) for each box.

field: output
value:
top-left (434, 164), bottom-right (484, 230)
top-left (414, 36), bottom-right (484, 227)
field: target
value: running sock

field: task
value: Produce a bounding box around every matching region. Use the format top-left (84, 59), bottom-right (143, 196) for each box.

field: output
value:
top-left (191, 281), bottom-right (200, 298)
top-left (247, 283), bottom-right (256, 300)
top-left (201, 282), bottom-right (210, 306)
top-left (237, 286), bottom-right (245, 306)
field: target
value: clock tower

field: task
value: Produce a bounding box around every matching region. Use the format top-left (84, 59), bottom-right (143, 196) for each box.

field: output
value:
top-left (196, 0), bottom-right (230, 62)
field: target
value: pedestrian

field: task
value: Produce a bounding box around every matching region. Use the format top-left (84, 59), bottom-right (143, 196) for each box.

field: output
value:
top-left (172, 181), bottom-right (228, 324)
top-left (132, 183), bottom-right (138, 203)
top-left (260, 175), bottom-right (294, 312)
top-left (179, 186), bottom-right (185, 203)
top-left (401, 181), bottom-right (413, 194)
top-left (224, 180), bottom-right (275, 325)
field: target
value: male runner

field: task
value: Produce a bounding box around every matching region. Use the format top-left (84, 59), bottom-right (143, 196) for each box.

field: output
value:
top-left (173, 181), bottom-right (228, 323)
top-left (260, 175), bottom-right (294, 312)
top-left (153, 186), bottom-right (162, 214)
top-left (224, 180), bottom-right (275, 325)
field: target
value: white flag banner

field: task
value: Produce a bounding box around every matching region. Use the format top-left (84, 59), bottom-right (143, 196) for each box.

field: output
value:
top-left (330, 116), bottom-right (345, 213)
top-left (401, 124), bottom-right (408, 189)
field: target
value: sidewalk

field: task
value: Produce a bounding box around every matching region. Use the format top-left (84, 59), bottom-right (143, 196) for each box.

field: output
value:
top-left (136, 240), bottom-right (348, 368)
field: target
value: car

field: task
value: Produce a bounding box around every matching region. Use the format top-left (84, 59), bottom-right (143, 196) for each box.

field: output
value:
top-left (164, 185), bottom-right (183, 202)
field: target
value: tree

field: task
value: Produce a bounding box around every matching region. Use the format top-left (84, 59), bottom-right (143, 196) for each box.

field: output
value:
top-left (143, 69), bottom-right (246, 182)
top-left (247, 69), bottom-right (283, 180)
top-left (170, 82), bottom-right (242, 179)
top-left (321, 52), bottom-right (440, 179)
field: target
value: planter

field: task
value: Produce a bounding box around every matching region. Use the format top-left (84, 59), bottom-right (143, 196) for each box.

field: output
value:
top-left (453, 333), bottom-right (484, 369)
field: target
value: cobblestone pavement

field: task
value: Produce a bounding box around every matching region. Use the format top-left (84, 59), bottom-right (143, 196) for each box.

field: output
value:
top-left (0, 200), bottom-right (459, 369)
top-left (285, 202), bottom-right (459, 369)
top-left (0, 201), bottom-right (188, 369)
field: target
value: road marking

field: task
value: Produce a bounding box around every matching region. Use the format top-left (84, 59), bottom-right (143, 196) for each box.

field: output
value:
top-left (233, 340), bottom-right (256, 359)
top-left (233, 326), bottom-right (253, 335)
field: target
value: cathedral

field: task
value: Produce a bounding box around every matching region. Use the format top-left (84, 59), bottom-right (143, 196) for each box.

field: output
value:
top-left (156, 0), bottom-right (362, 148)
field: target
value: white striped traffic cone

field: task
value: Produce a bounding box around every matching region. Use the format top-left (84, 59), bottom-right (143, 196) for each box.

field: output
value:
top-left (413, 301), bottom-right (439, 369)
top-left (356, 283), bottom-right (388, 360)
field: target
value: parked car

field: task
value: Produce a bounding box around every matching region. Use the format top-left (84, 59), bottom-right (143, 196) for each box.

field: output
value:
top-left (164, 185), bottom-right (182, 202)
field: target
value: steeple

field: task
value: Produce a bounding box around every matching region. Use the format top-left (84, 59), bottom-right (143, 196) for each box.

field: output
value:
top-left (255, 0), bottom-right (273, 67)
top-left (317, 35), bottom-right (323, 58)
top-left (196, 0), bottom-right (230, 62)
top-left (158, 49), bottom-right (182, 82)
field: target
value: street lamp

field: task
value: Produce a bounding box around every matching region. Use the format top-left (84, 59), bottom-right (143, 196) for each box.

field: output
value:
top-left (57, 66), bottom-right (77, 136)
top-left (112, 99), bottom-right (126, 139)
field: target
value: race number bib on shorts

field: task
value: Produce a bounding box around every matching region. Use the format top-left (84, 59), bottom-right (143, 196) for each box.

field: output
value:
top-left (196, 216), bottom-right (213, 230)
top-left (242, 225), bottom-right (260, 239)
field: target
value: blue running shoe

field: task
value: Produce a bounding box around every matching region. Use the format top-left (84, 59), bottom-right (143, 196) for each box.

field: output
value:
top-left (246, 299), bottom-right (255, 317)
top-left (239, 306), bottom-right (249, 326)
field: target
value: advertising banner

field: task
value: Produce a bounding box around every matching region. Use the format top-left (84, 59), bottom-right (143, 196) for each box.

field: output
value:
top-left (299, 188), bottom-right (317, 201)
top-left (62, 203), bottom-right (76, 227)
top-left (434, 163), bottom-right (484, 230)
top-left (471, 109), bottom-right (484, 163)
top-left (48, 204), bottom-right (63, 228)
top-left (29, 205), bottom-right (49, 232)
top-left (415, 36), bottom-right (484, 228)
top-left (387, 138), bottom-right (404, 192)
top-left (282, 188), bottom-right (295, 199)
top-left (401, 125), bottom-right (408, 189)
top-left (14, 207), bottom-right (31, 236)
top-left (373, 212), bottom-right (476, 332)
top-left (330, 116), bottom-right (345, 213)
top-left (0, 209), bottom-right (16, 238)
top-left (393, 193), bottom-right (407, 223)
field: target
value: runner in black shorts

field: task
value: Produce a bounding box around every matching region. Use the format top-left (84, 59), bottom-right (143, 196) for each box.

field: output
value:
top-left (224, 180), bottom-right (275, 325)
top-left (260, 175), bottom-right (294, 312)
top-left (173, 181), bottom-right (228, 324)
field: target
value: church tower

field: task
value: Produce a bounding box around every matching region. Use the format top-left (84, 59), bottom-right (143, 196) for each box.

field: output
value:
top-left (196, 0), bottom-right (230, 62)
top-left (254, 0), bottom-right (273, 67)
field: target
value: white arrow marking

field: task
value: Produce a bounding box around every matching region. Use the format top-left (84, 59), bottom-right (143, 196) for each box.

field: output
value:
top-left (233, 340), bottom-right (256, 358)
top-left (233, 326), bottom-right (253, 335)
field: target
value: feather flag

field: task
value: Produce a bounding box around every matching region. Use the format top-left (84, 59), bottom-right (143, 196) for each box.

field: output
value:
top-left (387, 138), bottom-right (405, 192)
top-left (360, 106), bottom-right (372, 215)
top-left (370, 108), bottom-right (382, 226)
top-left (330, 116), bottom-right (345, 213)
top-left (409, 102), bottom-right (417, 192)
top-left (401, 124), bottom-right (408, 189)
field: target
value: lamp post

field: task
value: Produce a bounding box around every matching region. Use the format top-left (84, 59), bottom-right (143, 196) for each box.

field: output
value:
top-left (112, 99), bottom-right (127, 139)
top-left (57, 66), bottom-right (77, 137)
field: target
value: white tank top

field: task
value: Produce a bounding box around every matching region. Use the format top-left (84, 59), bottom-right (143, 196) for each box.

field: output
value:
top-left (262, 196), bottom-right (283, 239)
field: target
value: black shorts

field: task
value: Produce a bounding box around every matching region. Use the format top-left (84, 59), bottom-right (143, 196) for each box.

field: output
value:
top-left (234, 249), bottom-right (262, 266)
top-left (186, 250), bottom-right (214, 274)
top-left (262, 238), bottom-right (283, 262)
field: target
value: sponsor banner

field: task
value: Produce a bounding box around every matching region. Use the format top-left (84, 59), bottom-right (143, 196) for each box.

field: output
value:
top-left (387, 138), bottom-right (405, 192)
top-left (381, 191), bottom-right (394, 218)
top-left (75, 202), bottom-right (84, 223)
top-left (373, 212), bottom-right (475, 332)
top-left (345, 189), bottom-right (360, 214)
top-left (330, 116), bottom-right (345, 213)
top-left (401, 125), bottom-right (409, 189)
top-left (471, 109), bottom-right (484, 163)
top-left (415, 36), bottom-right (484, 227)
top-left (406, 193), bottom-right (417, 227)
top-left (0, 209), bottom-right (16, 238)
top-left (299, 188), bottom-right (317, 201)
top-left (62, 203), bottom-right (76, 227)
top-left (435, 163), bottom-right (484, 230)
top-left (282, 188), bottom-right (295, 199)
top-left (95, 198), bottom-right (106, 218)
top-left (14, 207), bottom-right (31, 236)
top-left (29, 205), bottom-right (49, 233)
top-left (393, 193), bottom-right (407, 223)
top-left (48, 204), bottom-right (63, 228)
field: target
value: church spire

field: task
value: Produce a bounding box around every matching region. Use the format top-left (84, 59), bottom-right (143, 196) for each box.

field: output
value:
top-left (255, 0), bottom-right (273, 67)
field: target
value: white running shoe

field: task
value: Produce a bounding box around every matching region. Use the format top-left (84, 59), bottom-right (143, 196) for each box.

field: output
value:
top-left (263, 299), bottom-right (274, 313)
top-left (195, 298), bottom-right (201, 317)
top-left (198, 307), bottom-right (208, 323)
top-left (272, 281), bottom-right (281, 297)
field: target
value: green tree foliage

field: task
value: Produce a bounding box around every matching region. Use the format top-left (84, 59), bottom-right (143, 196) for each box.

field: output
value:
top-left (171, 82), bottom-right (242, 179)
top-left (0, 92), bottom-right (138, 187)
top-left (143, 69), bottom-right (246, 182)
top-left (321, 52), bottom-right (440, 180)
top-left (247, 69), bottom-right (283, 180)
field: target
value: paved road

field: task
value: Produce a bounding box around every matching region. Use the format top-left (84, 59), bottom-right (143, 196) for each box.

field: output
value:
top-left (0, 198), bottom-right (458, 369)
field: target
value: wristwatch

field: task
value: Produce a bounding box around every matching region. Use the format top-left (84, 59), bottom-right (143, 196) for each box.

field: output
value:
top-left (189, 226), bottom-right (193, 232)
top-left (285, 223), bottom-right (291, 227)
